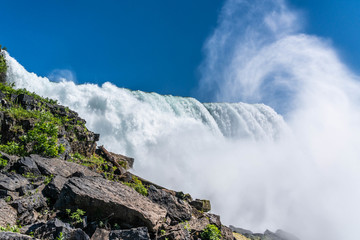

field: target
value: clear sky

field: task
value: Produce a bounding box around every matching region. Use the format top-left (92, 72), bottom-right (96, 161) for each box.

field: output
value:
top-left (1, 0), bottom-right (360, 100)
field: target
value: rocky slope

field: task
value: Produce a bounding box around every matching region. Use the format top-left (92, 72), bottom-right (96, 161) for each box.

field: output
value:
top-left (0, 48), bottom-right (298, 240)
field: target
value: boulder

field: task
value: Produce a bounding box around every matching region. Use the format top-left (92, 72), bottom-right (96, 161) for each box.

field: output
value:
top-left (0, 199), bottom-right (17, 226)
top-left (55, 177), bottom-right (167, 231)
top-left (43, 175), bottom-right (67, 200)
top-left (14, 157), bottom-right (41, 176)
top-left (0, 232), bottom-right (38, 240)
top-left (147, 185), bottom-right (192, 224)
top-left (189, 199), bottom-right (211, 212)
top-left (109, 227), bottom-right (150, 240)
top-left (28, 218), bottom-right (90, 240)
top-left (31, 155), bottom-right (100, 178)
top-left (0, 173), bottom-right (29, 191)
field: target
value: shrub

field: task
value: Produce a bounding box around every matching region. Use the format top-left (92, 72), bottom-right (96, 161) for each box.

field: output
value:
top-left (200, 224), bottom-right (222, 240)
top-left (66, 209), bottom-right (86, 224)
top-left (124, 176), bottom-right (148, 196)
top-left (0, 155), bottom-right (7, 168)
top-left (0, 225), bottom-right (21, 233)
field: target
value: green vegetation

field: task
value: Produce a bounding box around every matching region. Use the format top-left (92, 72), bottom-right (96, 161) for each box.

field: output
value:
top-left (56, 232), bottom-right (65, 240)
top-left (0, 82), bottom-right (58, 105)
top-left (69, 153), bottom-right (119, 181)
top-left (124, 176), bottom-right (148, 196)
top-left (0, 55), bottom-right (6, 74)
top-left (0, 225), bottom-right (21, 233)
top-left (66, 209), bottom-right (86, 224)
top-left (4, 196), bottom-right (11, 202)
top-left (200, 224), bottom-right (222, 240)
top-left (160, 229), bottom-right (166, 235)
top-left (44, 174), bottom-right (54, 185)
top-left (0, 154), bottom-right (7, 168)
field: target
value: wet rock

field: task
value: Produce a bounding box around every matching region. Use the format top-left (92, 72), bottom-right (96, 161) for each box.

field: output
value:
top-left (0, 231), bottom-right (38, 240)
top-left (31, 155), bottom-right (100, 178)
top-left (55, 177), bottom-right (167, 231)
top-left (189, 199), bottom-right (211, 212)
top-left (109, 227), bottom-right (150, 240)
top-left (0, 173), bottom-right (29, 191)
top-left (29, 218), bottom-right (90, 240)
top-left (0, 199), bottom-right (18, 226)
top-left (147, 185), bottom-right (192, 224)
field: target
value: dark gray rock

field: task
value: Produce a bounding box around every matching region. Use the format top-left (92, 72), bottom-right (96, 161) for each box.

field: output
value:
top-left (55, 177), bottom-right (167, 231)
top-left (29, 218), bottom-right (90, 240)
top-left (14, 157), bottom-right (41, 175)
top-left (43, 175), bottom-right (67, 200)
top-left (31, 155), bottom-right (101, 178)
top-left (11, 193), bottom-right (47, 214)
top-left (147, 185), bottom-right (192, 224)
top-left (0, 231), bottom-right (38, 240)
top-left (189, 199), bottom-right (211, 212)
top-left (109, 227), bottom-right (150, 240)
top-left (0, 173), bottom-right (29, 191)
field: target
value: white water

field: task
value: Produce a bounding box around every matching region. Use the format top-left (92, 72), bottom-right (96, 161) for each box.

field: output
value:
top-left (4, 0), bottom-right (360, 239)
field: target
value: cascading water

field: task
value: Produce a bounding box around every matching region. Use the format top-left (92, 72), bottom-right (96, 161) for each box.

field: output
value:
top-left (4, 0), bottom-right (360, 239)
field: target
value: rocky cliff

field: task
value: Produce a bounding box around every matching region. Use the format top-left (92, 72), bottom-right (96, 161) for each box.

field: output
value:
top-left (0, 50), bottom-right (298, 240)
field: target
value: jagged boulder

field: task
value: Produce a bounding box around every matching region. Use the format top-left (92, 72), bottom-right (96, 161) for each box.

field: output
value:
top-left (147, 185), bottom-right (192, 224)
top-left (55, 177), bottom-right (167, 231)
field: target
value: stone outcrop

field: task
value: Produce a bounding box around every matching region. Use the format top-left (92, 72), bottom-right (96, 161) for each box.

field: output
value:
top-left (55, 177), bottom-right (167, 231)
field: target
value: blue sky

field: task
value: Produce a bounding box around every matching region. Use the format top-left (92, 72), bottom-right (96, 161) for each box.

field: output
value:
top-left (1, 0), bottom-right (360, 99)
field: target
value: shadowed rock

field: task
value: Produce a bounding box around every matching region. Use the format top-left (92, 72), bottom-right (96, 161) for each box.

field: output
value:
top-left (147, 185), bottom-right (192, 224)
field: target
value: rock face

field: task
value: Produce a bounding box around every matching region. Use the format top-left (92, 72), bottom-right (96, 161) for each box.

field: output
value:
top-left (147, 185), bottom-right (192, 224)
top-left (55, 177), bottom-right (167, 231)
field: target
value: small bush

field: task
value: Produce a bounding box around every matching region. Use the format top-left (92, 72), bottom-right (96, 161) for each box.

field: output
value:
top-left (200, 224), bottom-right (222, 240)
top-left (0, 155), bottom-right (7, 168)
top-left (66, 209), bottom-right (85, 224)
top-left (124, 176), bottom-right (148, 196)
